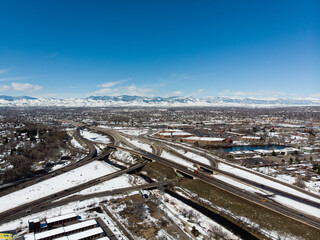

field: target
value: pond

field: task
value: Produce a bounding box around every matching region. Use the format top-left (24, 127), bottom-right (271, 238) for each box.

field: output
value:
top-left (223, 145), bottom-right (287, 152)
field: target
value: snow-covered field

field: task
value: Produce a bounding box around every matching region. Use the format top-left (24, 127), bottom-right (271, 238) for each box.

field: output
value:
top-left (109, 149), bottom-right (136, 165)
top-left (116, 127), bottom-right (149, 136)
top-left (0, 161), bottom-right (117, 213)
top-left (50, 160), bottom-right (71, 171)
top-left (162, 193), bottom-right (240, 239)
top-left (123, 136), bottom-right (153, 153)
top-left (306, 181), bottom-right (320, 194)
top-left (70, 137), bottom-right (87, 150)
top-left (78, 175), bottom-right (134, 195)
top-left (80, 129), bottom-right (111, 144)
top-left (167, 145), bottom-right (211, 166)
top-left (161, 150), bottom-right (195, 169)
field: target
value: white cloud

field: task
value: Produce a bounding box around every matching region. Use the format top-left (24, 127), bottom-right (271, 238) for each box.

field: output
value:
top-left (98, 80), bottom-right (126, 88)
top-left (11, 82), bottom-right (42, 92)
top-left (93, 84), bottom-right (155, 96)
top-left (219, 90), bottom-right (288, 98)
top-left (0, 76), bottom-right (34, 82)
top-left (172, 91), bottom-right (184, 96)
top-left (0, 85), bottom-right (12, 92)
top-left (310, 93), bottom-right (320, 98)
top-left (197, 88), bottom-right (204, 93)
top-left (0, 82), bottom-right (43, 93)
top-left (94, 78), bottom-right (154, 96)
top-left (0, 69), bottom-right (10, 74)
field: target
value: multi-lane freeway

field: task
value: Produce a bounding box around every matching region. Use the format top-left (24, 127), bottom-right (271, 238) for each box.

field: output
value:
top-left (1, 125), bottom-right (320, 236)
top-left (106, 144), bottom-right (320, 230)
top-left (0, 179), bottom-right (176, 225)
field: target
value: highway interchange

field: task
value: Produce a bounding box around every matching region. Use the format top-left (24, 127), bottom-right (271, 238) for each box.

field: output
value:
top-left (0, 125), bottom-right (320, 237)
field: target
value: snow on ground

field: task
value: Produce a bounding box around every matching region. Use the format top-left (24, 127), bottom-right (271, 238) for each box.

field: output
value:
top-left (94, 143), bottom-right (107, 154)
top-left (123, 136), bottom-right (153, 153)
top-left (161, 150), bottom-right (196, 169)
top-left (271, 195), bottom-right (320, 218)
top-left (274, 174), bottom-right (296, 184)
top-left (259, 171), bottom-right (320, 195)
top-left (70, 137), bottom-right (87, 150)
top-left (116, 128), bottom-right (149, 136)
top-left (0, 195), bottom-right (132, 240)
top-left (0, 161), bottom-right (117, 213)
top-left (110, 149), bottom-right (136, 165)
top-left (214, 175), bottom-right (268, 195)
top-left (253, 166), bottom-right (277, 175)
top-left (50, 160), bottom-right (71, 171)
top-left (184, 152), bottom-right (211, 166)
top-left (80, 129), bottom-right (111, 144)
top-left (162, 192), bottom-right (240, 240)
top-left (305, 180), bottom-right (320, 195)
top-left (218, 163), bottom-right (320, 204)
top-left (78, 175), bottom-right (134, 195)
top-left (167, 146), bottom-right (211, 166)
top-left (174, 187), bottom-right (301, 240)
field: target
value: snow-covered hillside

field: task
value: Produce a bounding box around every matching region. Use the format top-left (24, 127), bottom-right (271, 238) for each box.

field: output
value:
top-left (0, 95), bottom-right (320, 107)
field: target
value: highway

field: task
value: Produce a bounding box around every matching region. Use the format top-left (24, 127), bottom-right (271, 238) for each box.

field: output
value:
top-left (2, 126), bottom-right (320, 234)
top-left (165, 138), bottom-right (320, 201)
top-left (101, 128), bottom-right (320, 210)
top-left (159, 143), bottom-right (320, 209)
top-left (91, 126), bottom-right (163, 155)
top-left (0, 180), bottom-right (176, 225)
top-left (107, 144), bottom-right (320, 230)
top-left (79, 128), bottom-right (320, 229)
top-left (0, 161), bottom-right (149, 224)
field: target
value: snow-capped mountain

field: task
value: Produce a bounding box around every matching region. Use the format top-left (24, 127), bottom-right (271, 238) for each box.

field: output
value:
top-left (0, 95), bottom-right (319, 107)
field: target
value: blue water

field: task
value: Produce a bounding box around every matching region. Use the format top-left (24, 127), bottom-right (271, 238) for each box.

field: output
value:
top-left (223, 145), bottom-right (286, 152)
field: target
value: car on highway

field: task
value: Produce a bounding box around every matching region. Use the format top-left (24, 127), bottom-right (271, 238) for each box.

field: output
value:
top-left (36, 178), bottom-right (44, 182)
top-left (26, 209), bottom-right (32, 213)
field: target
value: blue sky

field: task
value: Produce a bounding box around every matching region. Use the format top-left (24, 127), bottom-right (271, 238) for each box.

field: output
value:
top-left (0, 0), bottom-right (319, 99)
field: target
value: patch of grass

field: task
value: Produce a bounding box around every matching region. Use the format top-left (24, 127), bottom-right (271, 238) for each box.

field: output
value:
top-left (179, 180), bottom-right (320, 240)
top-left (140, 162), bottom-right (177, 181)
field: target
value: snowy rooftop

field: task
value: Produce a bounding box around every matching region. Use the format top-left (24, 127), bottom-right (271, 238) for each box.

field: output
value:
top-left (29, 218), bottom-right (40, 223)
top-left (158, 132), bottom-right (193, 136)
top-left (241, 136), bottom-right (261, 139)
top-left (46, 213), bottom-right (77, 224)
top-left (23, 233), bottom-right (35, 240)
top-left (54, 237), bottom-right (69, 240)
top-left (184, 136), bottom-right (225, 141)
top-left (67, 227), bottom-right (104, 240)
top-left (64, 219), bottom-right (97, 233)
top-left (35, 227), bottom-right (64, 239)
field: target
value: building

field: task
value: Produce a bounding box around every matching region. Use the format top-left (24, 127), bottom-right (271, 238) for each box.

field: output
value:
top-left (23, 213), bottom-right (105, 240)
top-left (182, 136), bottom-right (226, 146)
top-left (46, 213), bottom-right (78, 229)
top-left (240, 136), bottom-right (262, 142)
top-left (155, 131), bottom-right (194, 140)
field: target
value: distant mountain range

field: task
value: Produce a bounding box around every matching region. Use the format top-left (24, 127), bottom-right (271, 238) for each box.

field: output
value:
top-left (0, 95), bottom-right (319, 107)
